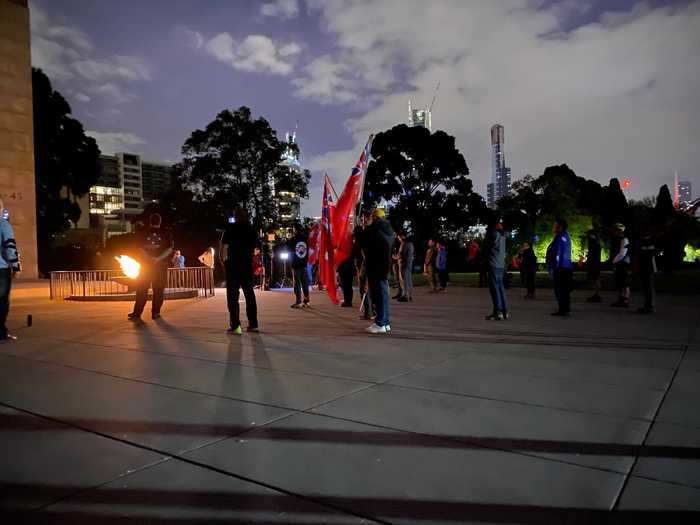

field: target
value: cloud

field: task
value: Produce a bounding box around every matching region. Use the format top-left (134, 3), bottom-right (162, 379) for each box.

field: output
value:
top-left (29, 3), bottom-right (150, 107)
top-left (88, 83), bottom-right (137, 104)
top-left (301, 0), bottom-right (700, 215)
top-left (203, 33), bottom-right (300, 75)
top-left (260, 0), bottom-right (299, 19)
top-left (292, 55), bottom-right (358, 105)
top-left (73, 55), bottom-right (152, 82)
top-left (184, 29), bottom-right (205, 50)
top-left (86, 131), bottom-right (145, 155)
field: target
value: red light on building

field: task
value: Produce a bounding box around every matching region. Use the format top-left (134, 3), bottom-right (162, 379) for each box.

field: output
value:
top-left (622, 179), bottom-right (631, 191)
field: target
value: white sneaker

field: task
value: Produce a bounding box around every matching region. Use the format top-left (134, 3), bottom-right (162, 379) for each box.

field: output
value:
top-left (366, 323), bottom-right (388, 334)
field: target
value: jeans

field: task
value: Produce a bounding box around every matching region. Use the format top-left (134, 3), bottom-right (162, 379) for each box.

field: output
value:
top-left (226, 267), bottom-right (258, 329)
top-left (438, 269), bottom-right (448, 289)
top-left (488, 267), bottom-right (507, 315)
top-left (400, 261), bottom-right (413, 298)
top-left (553, 268), bottom-right (573, 314)
top-left (0, 268), bottom-right (11, 338)
top-left (369, 278), bottom-right (390, 327)
top-left (293, 266), bottom-right (309, 304)
top-left (132, 261), bottom-right (168, 317)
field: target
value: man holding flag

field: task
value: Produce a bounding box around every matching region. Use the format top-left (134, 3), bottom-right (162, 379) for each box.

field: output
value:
top-left (318, 175), bottom-right (338, 304)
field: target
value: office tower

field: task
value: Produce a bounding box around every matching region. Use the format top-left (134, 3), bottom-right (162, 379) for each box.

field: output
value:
top-left (408, 100), bottom-right (432, 131)
top-left (277, 132), bottom-right (302, 238)
top-left (487, 124), bottom-right (512, 208)
top-left (142, 161), bottom-right (175, 202)
top-left (679, 181), bottom-right (692, 207)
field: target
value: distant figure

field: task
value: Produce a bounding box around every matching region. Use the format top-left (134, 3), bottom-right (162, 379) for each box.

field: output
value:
top-left (397, 230), bottom-right (414, 302)
top-left (423, 239), bottom-right (438, 292)
top-left (637, 226), bottom-right (658, 314)
top-left (290, 224), bottom-right (310, 308)
top-left (355, 212), bottom-right (373, 320)
top-left (467, 239), bottom-right (479, 268)
top-left (359, 209), bottom-right (395, 334)
top-left (585, 229), bottom-right (602, 303)
top-left (171, 249), bottom-right (185, 269)
top-left (1, 199), bottom-right (21, 341)
top-left (129, 213), bottom-right (173, 321)
top-left (222, 208), bottom-right (258, 334)
top-left (519, 242), bottom-right (537, 299)
top-left (436, 241), bottom-right (448, 291)
top-left (548, 219), bottom-right (573, 317)
top-left (485, 222), bottom-right (508, 320)
top-left (252, 247), bottom-right (264, 289)
top-left (198, 247), bottom-right (215, 268)
top-left (611, 223), bottom-right (631, 308)
top-left (338, 256), bottom-right (355, 308)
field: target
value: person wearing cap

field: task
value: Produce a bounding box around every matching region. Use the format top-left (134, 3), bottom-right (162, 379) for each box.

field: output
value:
top-left (0, 198), bottom-right (20, 341)
top-left (548, 219), bottom-right (574, 317)
top-left (359, 208), bottom-right (395, 334)
top-left (485, 221), bottom-right (508, 320)
top-left (611, 223), bottom-right (631, 308)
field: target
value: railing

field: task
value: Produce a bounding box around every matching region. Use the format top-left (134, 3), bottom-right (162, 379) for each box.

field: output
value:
top-left (49, 267), bottom-right (215, 301)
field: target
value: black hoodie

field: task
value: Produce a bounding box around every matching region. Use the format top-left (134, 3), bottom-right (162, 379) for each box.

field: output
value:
top-left (360, 217), bottom-right (395, 280)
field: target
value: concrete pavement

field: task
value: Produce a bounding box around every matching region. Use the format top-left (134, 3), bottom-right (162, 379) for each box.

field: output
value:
top-left (1, 283), bottom-right (699, 523)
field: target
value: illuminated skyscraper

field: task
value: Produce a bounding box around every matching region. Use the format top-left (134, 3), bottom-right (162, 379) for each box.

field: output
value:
top-left (408, 99), bottom-right (432, 131)
top-left (679, 180), bottom-right (692, 207)
top-left (487, 124), bottom-right (512, 208)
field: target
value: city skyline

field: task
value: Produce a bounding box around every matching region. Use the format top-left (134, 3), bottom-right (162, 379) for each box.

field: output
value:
top-left (28, 0), bottom-right (700, 215)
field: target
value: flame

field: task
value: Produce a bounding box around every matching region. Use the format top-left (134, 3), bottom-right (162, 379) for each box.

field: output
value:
top-left (115, 255), bottom-right (141, 279)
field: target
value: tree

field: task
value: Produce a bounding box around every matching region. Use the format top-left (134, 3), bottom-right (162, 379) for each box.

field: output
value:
top-left (32, 68), bottom-right (101, 272)
top-left (601, 178), bottom-right (628, 227)
top-left (364, 124), bottom-right (485, 246)
top-left (176, 107), bottom-right (310, 233)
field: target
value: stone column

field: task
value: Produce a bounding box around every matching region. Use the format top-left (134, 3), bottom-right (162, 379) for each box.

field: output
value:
top-left (0, 0), bottom-right (38, 279)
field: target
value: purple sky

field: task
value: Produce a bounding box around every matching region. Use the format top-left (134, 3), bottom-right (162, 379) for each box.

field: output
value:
top-left (30, 0), bottom-right (700, 215)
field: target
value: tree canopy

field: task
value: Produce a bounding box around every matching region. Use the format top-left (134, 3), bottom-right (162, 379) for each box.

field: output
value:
top-left (176, 107), bottom-right (310, 232)
top-left (364, 124), bottom-right (485, 245)
top-left (32, 68), bottom-right (101, 272)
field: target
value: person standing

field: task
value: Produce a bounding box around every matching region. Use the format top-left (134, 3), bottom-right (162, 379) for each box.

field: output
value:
top-left (611, 223), bottom-right (631, 308)
top-left (360, 209), bottom-right (395, 334)
top-left (338, 257), bottom-right (355, 307)
top-left (222, 208), bottom-right (258, 334)
top-left (397, 231), bottom-right (414, 302)
top-left (0, 200), bottom-right (20, 342)
top-left (290, 225), bottom-right (311, 308)
top-left (355, 215), bottom-right (374, 320)
top-left (423, 239), bottom-right (438, 292)
top-left (519, 242), bottom-right (537, 299)
top-left (129, 213), bottom-right (173, 321)
top-left (485, 223), bottom-right (508, 320)
top-left (391, 242), bottom-right (402, 299)
top-left (549, 219), bottom-right (574, 317)
top-left (436, 241), bottom-right (448, 291)
top-left (585, 229), bottom-right (602, 303)
top-left (171, 249), bottom-right (185, 269)
top-left (636, 226), bottom-right (657, 314)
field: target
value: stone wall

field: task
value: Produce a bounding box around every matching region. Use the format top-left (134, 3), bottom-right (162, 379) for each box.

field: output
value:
top-left (0, 0), bottom-right (38, 278)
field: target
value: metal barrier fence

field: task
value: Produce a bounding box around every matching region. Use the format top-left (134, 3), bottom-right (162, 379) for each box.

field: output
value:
top-left (49, 267), bottom-right (215, 301)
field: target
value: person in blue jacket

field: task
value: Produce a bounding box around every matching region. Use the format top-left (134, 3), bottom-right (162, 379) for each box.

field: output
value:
top-left (1, 199), bottom-right (21, 341)
top-left (436, 241), bottom-right (448, 291)
top-left (548, 218), bottom-right (574, 317)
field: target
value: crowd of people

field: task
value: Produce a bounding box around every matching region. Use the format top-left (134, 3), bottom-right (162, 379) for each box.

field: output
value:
top-left (0, 197), bottom-right (666, 342)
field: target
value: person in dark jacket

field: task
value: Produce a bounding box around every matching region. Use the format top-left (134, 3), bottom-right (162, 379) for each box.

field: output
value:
top-left (485, 222), bottom-right (508, 320)
top-left (290, 224), bottom-right (310, 308)
top-left (548, 219), bottom-right (574, 317)
top-left (436, 241), bottom-right (448, 291)
top-left (359, 208), bottom-right (395, 334)
top-left (519, 242), bottom-right (537, 299)
top-left (397, 230), bottom-right (414, 302)
top-left (128, 213), bottom-right (173, 321)
top-left (338, 257), bottom-right (355, 308)
top-left (355, 213), bottom-right (374, 319)
top-left (637, 226), bottom-right (658, 314)
top-left (222, 208), bottom-right (258, 334)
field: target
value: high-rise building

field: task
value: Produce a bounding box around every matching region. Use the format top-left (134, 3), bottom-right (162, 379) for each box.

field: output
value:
top-left (408, 100), bottom-right (432, 131)
top-left (679, 180), bottom-right (692, 207)
top-left (86, 152), bottom-right (174, 237)
top-left (276, 132), bottom-right (302, 238)
top-left (487, 124), bottom-right (512, 208)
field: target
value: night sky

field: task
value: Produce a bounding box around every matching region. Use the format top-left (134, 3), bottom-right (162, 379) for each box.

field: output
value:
top-left (30, 0), bottom-right (700, 215)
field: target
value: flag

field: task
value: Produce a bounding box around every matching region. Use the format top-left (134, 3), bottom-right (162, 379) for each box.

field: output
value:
top-left (332, 135), bottom-right (373, 266)
top-left (319, 175), bottom-right (339, 304)
top-left (307, 222), bottom-right (321, 265)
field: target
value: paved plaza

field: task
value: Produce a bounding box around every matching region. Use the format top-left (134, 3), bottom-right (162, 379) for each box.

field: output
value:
top-left (1, 283), bottom-right (700, 523)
